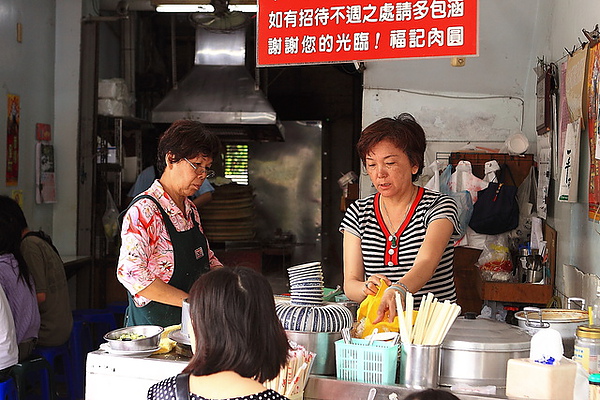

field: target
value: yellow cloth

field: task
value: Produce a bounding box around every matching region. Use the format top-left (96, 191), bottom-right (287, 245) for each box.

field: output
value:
top-left (357, 280), bottom-right (399, 338)
top-left (153, 324), bottom-right (179, 354)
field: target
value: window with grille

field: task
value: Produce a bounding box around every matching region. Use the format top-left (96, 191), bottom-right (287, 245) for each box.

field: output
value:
top-left (224, 144), bottom-right (249, 185)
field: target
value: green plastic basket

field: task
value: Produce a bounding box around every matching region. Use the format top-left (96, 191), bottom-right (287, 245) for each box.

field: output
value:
top-left (335, 338), bottom-right (399, 385)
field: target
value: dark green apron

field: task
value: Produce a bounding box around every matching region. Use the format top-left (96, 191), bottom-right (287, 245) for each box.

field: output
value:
top-left (123, 195), bottom-right (210, 327)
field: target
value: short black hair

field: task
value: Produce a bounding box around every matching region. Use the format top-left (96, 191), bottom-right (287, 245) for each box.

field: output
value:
top-left (156, 119), bottom-right (221, 175)
top-left (357, 113), bottom-right (426, 182)
top-left (0, 195), bottom-right (33, 289)
top-left (183, 267), bottom-right (290, 382)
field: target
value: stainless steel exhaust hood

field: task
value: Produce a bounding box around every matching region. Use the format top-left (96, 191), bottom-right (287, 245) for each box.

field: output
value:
top-left (152, 26), bottom-right (284, 142)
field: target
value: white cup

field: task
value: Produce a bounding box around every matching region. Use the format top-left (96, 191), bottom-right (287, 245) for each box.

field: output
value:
top-left (505, 133), bottom-right (529, 155)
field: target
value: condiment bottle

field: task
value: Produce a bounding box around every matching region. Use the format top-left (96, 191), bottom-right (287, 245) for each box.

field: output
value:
top-left (589, 373), bottom-right (600, 400)
top-left (575, 325), bottom-right (600, 374)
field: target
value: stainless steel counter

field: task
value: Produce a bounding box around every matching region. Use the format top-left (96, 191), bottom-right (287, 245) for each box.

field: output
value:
top-left (304, 376), bottom-right (508, 400)
top-left (86, 349), bottom-right (510, 400)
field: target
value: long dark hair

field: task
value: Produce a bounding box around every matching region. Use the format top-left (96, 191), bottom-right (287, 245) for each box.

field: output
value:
top-left (0, 195), bottom-right (33, 289)
top-left (183, 267), bottom-right (290, 382)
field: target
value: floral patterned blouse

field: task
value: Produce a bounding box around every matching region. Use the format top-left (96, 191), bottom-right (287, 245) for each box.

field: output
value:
top-left (117, 180), bottom-right (222, 307)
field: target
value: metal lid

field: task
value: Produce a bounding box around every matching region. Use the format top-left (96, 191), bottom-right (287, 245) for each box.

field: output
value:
top-left (577, 325), bottom-right (600, 339)
top-left (514, 309), bottom-right (588, 323)
top-left (442, 316), bottom-right (531, 352)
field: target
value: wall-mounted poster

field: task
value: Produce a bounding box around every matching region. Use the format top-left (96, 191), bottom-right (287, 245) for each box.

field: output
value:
top-left (6, 94), bottom-right (19, 186)
top-left (36, 123), bottom-right (51, 141)
top-left (36, 142), bottom-right (56, 204)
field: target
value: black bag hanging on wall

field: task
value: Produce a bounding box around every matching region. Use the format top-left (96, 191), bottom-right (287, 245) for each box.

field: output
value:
top-left (469, 165), bottom-right (520, 235)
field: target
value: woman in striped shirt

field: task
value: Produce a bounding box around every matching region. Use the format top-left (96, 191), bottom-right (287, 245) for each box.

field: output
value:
top-left (339, 114), bottom-right (459, 324)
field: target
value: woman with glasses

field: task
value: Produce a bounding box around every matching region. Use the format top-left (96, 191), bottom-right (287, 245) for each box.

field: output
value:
top-left (117, 119), bottom-right (223, 327)
top-left (339, 114), bottom-right (459, 324)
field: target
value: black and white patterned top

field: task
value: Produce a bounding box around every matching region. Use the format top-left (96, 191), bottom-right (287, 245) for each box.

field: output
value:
top-left (340, 187), bottom-right (459, 307)
top-left (147, 375), bottom-right (290, 400)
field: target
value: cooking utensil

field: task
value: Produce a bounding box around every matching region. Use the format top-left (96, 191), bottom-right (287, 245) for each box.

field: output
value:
top-left (341, 327), bottom-right (351, 344)
top-left (514, 300), bottom-right (588, 358)
top-left (367, 387), bottom-right (377, 400)
top-left (367, 328), bottom-right (378, 346)
top-left (103, 325), bottom-right (163, 352)
top-left (323, 285), bottom-right (343, 302)
top-left (440, 314), bottom-right (531, 387)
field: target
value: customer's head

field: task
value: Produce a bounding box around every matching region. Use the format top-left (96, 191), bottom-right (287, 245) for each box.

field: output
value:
top-left (0, 196), bottom-right (32, 289)
top-left (357, 113), bottom-right (426, 182)
top-left (184, 267), bottom-right (290, 382)
top-left (0, 195), bottom-right (28, 232)
top-left (156, 119), bottom-right (221, 175)
top-left (403, 389), bottom-right (460, 400)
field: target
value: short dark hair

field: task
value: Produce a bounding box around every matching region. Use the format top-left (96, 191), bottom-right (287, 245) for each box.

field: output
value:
top-left (0, 195), bottom-right (33, 289)
top-left (356, 113), bottom-right (426, 182)
top-left (183, 267), bottom-right (290, 382)
top-left (156, 120), bottom-right (221, 175)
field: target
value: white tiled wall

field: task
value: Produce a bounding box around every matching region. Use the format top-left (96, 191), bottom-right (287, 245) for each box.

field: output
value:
top-left (556, 264), bottom-right (600, 311)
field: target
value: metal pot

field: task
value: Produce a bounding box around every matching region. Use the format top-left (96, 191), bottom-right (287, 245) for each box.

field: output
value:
top-left (440, 315), bottom-right (531, 388)
top-left (103, 325), bottom-right (164, 351)
top-left (514, 301), bottom-right (588, 358)
top-left (285, 330), bottom-right (341, 376)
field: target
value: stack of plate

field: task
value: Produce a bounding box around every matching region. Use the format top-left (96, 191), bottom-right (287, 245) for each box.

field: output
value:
top-left (200, 183), bottom-right (255, 241)
top-left (288, 261), bottom-right (324, 306)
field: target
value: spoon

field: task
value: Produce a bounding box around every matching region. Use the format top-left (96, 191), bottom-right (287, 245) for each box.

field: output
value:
top-left (367, 387), bottom-right (377, 400)
top-left (367, 328), bottom-right (379, 346)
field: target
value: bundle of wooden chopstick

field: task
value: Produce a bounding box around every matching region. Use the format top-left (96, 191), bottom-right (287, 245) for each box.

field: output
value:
top-left (395, 291), bottom-right (461, 345)
top-left (264, 343), bottom-right (316, 398)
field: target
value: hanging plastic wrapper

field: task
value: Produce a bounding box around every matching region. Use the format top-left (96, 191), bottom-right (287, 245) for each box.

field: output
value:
top-left (102, 189), bottom-right (120, 239)
top-left (424, 160), bottom-right (474, 239)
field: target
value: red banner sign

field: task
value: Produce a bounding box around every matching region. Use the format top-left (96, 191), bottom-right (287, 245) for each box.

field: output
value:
top-left (257, 0), bottom-right (478, 67)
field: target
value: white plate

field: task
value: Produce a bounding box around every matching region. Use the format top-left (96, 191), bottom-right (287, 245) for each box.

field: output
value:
top-left (99, 342), bottom-right (159, 357)
top-left (168, 328), bottom-right (192, 346)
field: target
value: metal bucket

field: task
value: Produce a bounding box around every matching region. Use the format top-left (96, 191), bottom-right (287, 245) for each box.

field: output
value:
top-left (286, 330), bottom-right (341, 376)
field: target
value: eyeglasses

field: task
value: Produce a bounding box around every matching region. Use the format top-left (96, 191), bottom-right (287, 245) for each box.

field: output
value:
top-left (182, 158), bottom-right (215, 178)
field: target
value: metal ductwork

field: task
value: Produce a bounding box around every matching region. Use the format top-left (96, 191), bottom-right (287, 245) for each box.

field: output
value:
top-left (152, 23), bottom-right (284, 142)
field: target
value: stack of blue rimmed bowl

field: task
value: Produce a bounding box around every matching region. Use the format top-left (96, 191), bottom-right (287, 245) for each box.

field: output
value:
top-left (276, 262), bottom-right (353, 333)
top-left (288, 261), bottom-right (324, 306)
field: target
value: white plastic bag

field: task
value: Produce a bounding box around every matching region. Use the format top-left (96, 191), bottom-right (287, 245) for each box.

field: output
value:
top-left (425, 161), bottom-right (473, 239)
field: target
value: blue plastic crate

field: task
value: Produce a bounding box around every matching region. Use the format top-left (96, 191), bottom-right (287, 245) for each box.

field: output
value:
top-left (335, 338), bottom-right (398, 385)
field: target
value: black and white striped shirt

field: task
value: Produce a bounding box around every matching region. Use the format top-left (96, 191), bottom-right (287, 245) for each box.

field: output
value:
top-left (340, 187), bottom-right (459, 306)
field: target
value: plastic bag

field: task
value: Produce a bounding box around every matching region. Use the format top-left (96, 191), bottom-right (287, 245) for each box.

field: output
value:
top-left (356, 280), bottom-right (399, 338)
top-left (509, 166), bottom-right (538, 245)
top-left (102, 189), bottom-right (120, 239)
top-left (425, 161), bottom-right (474, 239)
top-left (476, 234), bottom-right (514, 282)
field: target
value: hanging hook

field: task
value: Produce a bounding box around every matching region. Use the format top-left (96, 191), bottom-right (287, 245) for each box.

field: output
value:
top-left (582, 24), bottom-right (600, 46)
top-left (564, 46), bottom-right (574, 57)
